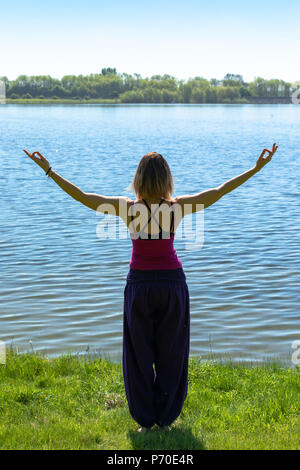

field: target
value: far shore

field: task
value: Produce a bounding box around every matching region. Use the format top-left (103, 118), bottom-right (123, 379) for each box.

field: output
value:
top-left (4, 98), bottom-right (293, 105)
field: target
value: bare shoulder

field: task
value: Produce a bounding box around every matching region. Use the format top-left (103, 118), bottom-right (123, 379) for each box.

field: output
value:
top-left (117, 196), bottom-right (135, 216)
top-left (83, 194), bottom-right (134, 215)
top-left (120, 196), bottom-right (135, 205)
top-left (172, 188), bottom-right (222, 213)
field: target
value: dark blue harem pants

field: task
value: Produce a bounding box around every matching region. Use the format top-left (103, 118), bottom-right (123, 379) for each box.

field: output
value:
top-left (122, 267), bottom-right (190, 428)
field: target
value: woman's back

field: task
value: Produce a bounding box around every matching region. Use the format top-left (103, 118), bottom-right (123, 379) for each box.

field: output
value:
top-left (128, 197), bottom-right (182, 270)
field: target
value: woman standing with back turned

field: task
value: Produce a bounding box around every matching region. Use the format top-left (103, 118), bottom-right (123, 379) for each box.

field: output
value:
top-left (24, 143), bottom-right (278, 433)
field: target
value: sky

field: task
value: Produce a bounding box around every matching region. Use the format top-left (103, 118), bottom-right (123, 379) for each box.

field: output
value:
top-left (1, 0), bottom-right (299, 83)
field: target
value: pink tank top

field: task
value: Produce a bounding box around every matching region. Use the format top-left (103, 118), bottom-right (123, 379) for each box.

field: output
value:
top-left (129, 198), bottom-right (182, 270)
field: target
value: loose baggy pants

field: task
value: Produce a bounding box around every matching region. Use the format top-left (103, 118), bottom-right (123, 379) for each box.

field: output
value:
top-left (122, 268), bottom-right (190, 428)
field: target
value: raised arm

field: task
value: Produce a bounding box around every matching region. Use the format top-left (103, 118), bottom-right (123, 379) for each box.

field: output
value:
top-left (23, 150), bottom-right (132, 215)
top-left (174, 143), bottom-right (278, 214)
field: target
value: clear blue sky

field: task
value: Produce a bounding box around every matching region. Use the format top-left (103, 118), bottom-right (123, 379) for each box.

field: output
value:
top-left (1, 0), bottom-right (299, 82)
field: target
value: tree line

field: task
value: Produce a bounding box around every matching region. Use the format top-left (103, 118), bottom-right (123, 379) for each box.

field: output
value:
top-left (0, 69), bottom-right (297, 103)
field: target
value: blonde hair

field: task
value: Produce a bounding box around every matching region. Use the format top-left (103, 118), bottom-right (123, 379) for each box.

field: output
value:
top-left (129, 152), bottom-right (174, 200)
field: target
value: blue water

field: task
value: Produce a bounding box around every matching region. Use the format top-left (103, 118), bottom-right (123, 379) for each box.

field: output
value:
top-left (0, 103), bottom-right (299, 362)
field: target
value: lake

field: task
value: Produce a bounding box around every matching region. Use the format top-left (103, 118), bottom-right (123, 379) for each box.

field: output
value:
top-left (0, 103), bottom-right (299, 363)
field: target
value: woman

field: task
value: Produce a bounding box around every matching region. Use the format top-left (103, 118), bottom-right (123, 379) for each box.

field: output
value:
top-left (23, 144), bottom-right (278, 433)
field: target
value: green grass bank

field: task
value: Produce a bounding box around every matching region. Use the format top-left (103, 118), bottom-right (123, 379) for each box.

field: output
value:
top-left (0, 351), bottom-right (299, 450)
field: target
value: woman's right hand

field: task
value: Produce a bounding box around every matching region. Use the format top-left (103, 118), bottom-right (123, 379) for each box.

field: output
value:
top-left (255, 143), bottom-right (278, 171)
top-left (23, 149), bottom-right (51, 173)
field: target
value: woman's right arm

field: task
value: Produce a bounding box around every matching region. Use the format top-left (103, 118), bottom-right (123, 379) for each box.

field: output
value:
top-left (174, 143), bottom-right (278, 214)
top-left (23, 150), bottom-right (133, 215)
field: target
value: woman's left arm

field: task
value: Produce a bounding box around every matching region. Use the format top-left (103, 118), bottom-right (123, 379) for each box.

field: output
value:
top-left (23, 150), bottom-right (132, 215)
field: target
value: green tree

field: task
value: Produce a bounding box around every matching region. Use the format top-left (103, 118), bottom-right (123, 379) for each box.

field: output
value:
top-left (248, 77), bottom-right (267, 97)
top-left (119, 90), bottom-right (144, 103)
top-left (101, 67), bottom-right (117, 75)
top-left (223, 74), bottom-right (244, 86)
top-left (180, 82), bottom-right (192, 103)
top-left (191, 87), bottom-right (205, 103)
top-left (216, 86), bottom-right (240, 102)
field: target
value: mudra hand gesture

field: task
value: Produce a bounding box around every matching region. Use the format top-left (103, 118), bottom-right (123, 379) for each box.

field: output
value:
top-left (255, 143), bottom-right (278, 171)
top-left (23, 149), bottom-right (51, 174)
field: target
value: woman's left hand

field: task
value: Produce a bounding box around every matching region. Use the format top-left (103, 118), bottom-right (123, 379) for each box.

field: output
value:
top-left (255, 143), bottom-right (278, 171)
top-left (23, 149), bottom-right (51, 173)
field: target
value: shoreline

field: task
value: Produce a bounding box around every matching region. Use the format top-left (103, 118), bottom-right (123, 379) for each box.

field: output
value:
top-left (4, 98), bottom-right (293, 105)
top-left (6, 345), bottom-right (295, 368)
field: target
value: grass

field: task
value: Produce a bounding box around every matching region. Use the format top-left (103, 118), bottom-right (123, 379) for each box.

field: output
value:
top-left (0, 350), bottom-right (299, 450)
